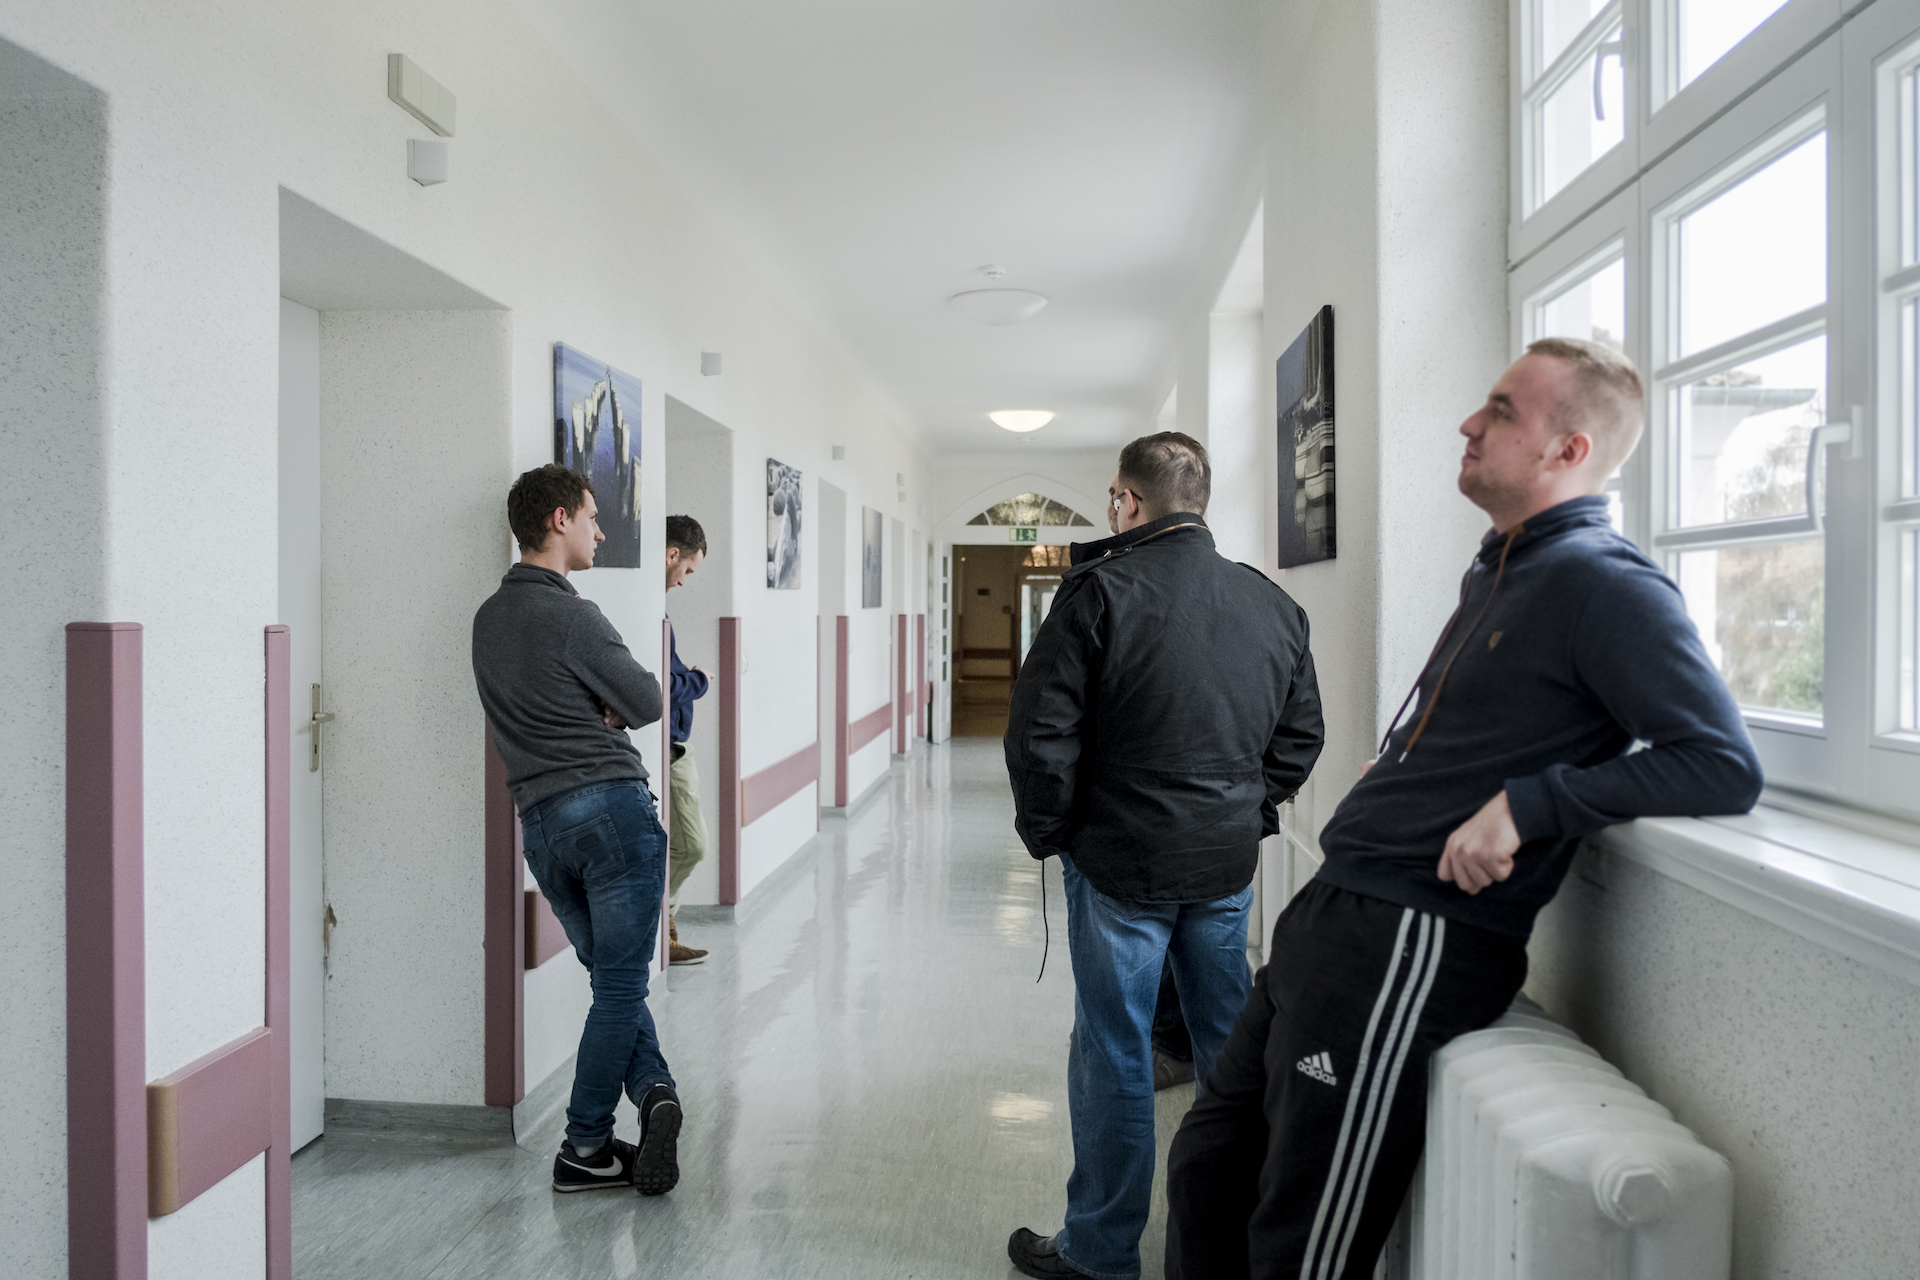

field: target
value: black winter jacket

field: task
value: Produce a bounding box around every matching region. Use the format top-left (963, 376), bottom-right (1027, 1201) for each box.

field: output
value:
top-left (1004, 513), bottom-right (1325, 902)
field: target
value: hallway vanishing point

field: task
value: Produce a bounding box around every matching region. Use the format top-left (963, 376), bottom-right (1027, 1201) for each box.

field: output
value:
top-left (292, 740), bottom-right (1198, 1280)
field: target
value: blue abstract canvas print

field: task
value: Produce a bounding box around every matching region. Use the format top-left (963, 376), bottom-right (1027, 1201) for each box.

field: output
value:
top-left (553, 342), bottom-right (643, 568)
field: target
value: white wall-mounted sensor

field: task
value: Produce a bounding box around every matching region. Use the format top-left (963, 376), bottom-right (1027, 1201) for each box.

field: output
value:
top-left (832, 445), bottom-right (846, 461)
top-left (408, 139), bottom-right (448, 186)
top-left (701, 352), bottom-right (722, 376)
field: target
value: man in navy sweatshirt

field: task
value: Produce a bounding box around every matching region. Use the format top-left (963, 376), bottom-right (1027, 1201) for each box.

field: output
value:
top-left (1163, 339), bottom-right (1764, 1280)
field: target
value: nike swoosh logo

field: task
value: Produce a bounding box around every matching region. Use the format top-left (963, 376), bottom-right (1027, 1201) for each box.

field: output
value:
top-left (560, 1154), bottom-right (622, 1174)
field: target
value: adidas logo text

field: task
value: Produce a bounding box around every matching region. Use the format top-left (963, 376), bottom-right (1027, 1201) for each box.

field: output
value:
top-left (1296, 1051), bottom-right (1338, 1086)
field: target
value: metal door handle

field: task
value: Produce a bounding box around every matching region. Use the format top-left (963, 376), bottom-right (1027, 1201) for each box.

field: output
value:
top-left (309, 684), bottom-right (336, 772)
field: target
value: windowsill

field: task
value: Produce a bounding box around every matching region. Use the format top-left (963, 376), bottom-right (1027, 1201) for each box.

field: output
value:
top-left (1592, 796), bottom-right (1920, 988)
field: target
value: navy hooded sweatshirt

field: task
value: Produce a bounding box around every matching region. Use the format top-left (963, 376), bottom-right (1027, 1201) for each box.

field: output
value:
top-left (1314, 495), bottom-right (1764, 939)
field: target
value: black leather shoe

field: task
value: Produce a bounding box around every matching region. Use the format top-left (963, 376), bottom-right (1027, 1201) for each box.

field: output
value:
top-left (634, 1083), bottom-right (682, 1196)
top-left (1008, 1228), bottom-right (1094, 1279)
top-left (1153, 1047), bottom-right (1196, 1091)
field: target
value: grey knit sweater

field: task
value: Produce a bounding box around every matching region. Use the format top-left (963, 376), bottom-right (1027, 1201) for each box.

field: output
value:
top-left (471, 563), bottom-right (663, 809)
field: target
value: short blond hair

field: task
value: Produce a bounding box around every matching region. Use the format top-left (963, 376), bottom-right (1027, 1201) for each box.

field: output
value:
top-left (1527, 338), bottom-right (1645, 477)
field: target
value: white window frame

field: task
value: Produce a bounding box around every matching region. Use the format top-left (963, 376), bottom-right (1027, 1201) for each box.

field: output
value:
top-left (1853, 0), bottom-right (1920, 808)
top-left (1515, 0), bottom-right (1640, 260)
top-left (1644, 0), bottom-right (1845, 155)
top-left (1647, 40), bottom-right (1848, 792)
top-left (1508, 0), bottom-right (1920, 815)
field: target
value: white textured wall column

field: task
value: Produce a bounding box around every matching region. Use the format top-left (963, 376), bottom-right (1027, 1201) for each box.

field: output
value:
top-left (1207, 310), bottom-right (1265, 565)
top-left (0, 40), bottom-right (109, 1278)
top-left (1259, 0), bottom-right (1507, 850)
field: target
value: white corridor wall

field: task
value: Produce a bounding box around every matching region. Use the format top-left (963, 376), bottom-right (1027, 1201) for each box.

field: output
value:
top-left (0, 0), bottom-right (932, 1273)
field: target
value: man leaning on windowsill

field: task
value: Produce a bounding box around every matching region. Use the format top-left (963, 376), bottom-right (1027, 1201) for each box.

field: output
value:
top-left (1163, 340), bottom-right (1766, 1280)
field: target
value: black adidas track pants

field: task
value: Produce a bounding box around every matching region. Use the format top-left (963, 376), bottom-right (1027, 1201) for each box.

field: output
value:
top-left (1164, 880), bottom-right (1527, 1280)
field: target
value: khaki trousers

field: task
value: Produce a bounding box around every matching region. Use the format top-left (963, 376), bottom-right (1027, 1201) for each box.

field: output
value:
top-left (667, 749), bottom-right (708, 909)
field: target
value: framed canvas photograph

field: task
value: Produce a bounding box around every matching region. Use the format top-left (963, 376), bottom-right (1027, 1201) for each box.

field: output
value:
top-left (861, 506), bottom-right (883, 608)
top-left (553, 342), bottom-right (643, 568)
top-left (1276, 305), bottom-right (1335, 568)
top-left (767, 458), bottom-right (802, 589)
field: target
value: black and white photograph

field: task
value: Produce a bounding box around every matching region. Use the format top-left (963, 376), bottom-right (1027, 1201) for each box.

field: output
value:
top-left (861, 505), bottom-right (883, 608)
top-left (766, 458), bottom-right (802, 589)
top-left (1275, 304), bottom-right (1335, 569)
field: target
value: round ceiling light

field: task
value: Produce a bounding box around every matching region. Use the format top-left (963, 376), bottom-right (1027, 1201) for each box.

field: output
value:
top-left (949, 289), bottom-right (1049, 326)
top-left (990, 410), bottom-right (1054, 433)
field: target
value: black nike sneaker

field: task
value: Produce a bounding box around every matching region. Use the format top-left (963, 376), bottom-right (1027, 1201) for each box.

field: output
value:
top-left (551, 1137), bottom-right (637, 1192)
top-left (633, 1083), bottom-right (682, 1196)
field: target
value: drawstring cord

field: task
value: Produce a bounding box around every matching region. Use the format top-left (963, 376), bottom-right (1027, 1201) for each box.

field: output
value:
top-left (1037, 865), bottom-right (1050, 983)
top-left (1381, 525), bottom-right (1523, 763)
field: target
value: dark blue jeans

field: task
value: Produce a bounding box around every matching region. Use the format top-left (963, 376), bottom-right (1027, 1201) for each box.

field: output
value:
top-left (1056, 852), bottom-right (1254, 1280)
top-left (520, 778), bottom-right (675, 1147)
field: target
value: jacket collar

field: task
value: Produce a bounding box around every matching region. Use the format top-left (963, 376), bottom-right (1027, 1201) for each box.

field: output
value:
top-left (1069, 511), bottom-right (1212, 567)
top-left (1474, 494), bottom-right (1611, 565)
top-left (504, 562), bottom-right (579, 595)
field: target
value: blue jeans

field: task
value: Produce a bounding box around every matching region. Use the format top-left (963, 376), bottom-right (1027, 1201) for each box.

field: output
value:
top-left (1055, 853), bottom-right (1254, 1280)
top-left (520, 779), bottom-right (675, 1147)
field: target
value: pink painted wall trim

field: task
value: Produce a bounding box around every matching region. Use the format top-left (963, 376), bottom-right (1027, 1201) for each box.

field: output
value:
top-left (264, 625), bottom-right (292, 1280)
top-left (658, 622), bottom-right (673, 967)
top-left (145, 1027), bottom-right (273, 1217)
top-left (894, 614), bottom-right (908, 755)
top-left (834, 616), bottom-right (849, 807)
top-left (66, 621), bottom-right (147, 1279)
top-left (483, 725), bottom-right (525, 1107)
top-left (524, 890), bottom-right (570, 969)
top-left (716, 618), bottom-right (741, 906)
top-left (741, 741), bottom-right (819, 828)
top-left (849, 702), bottom-right (892, 754)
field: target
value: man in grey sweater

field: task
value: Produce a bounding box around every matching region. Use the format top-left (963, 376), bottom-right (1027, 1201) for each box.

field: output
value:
top-left (471, 464), bottom-right (681, 1197)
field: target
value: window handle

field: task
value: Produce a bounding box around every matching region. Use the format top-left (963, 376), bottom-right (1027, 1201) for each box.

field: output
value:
top-left (1593, 38), bottom-right (1624, 120)
top-left (1804, 408), bottom-right (1863, 534)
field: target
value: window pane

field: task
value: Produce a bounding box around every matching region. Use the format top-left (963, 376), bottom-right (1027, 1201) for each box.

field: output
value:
top-left (1539, 28), bottom-right (1625, 206)
top-left (1677, 539), bottom-right (1824, 718)
top-left (1903, 67), bottom-right (1920, 268)
top-left (1677, 131), bottom-right (1825, 357)
top-left (1906, 297), bottom-right (1920, 498)
top-left (1536, 256), bottom-right (1626, 350)
top-left (1679, 0), bottom-right (1792, 89)
top-left (1674, 336), bottom-right (1824, 527)
top-left (1541, 0), bottom-right (1610, 72)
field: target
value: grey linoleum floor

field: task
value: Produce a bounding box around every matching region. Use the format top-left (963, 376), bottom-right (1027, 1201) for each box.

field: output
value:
top-left (292, 740), bottom-right (1197, 1279)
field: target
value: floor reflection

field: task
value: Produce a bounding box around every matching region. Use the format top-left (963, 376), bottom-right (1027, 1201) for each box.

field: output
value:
top-left (293, 740), bottom-right (1193, 1280)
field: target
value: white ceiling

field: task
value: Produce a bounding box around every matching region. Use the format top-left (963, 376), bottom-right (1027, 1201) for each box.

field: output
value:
top-left (510, 0), bottom-right (1267, 456)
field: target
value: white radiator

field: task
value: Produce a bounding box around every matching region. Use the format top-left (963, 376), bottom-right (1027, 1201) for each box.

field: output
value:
top-left (1382, 997), bottom-right (1732, 1280)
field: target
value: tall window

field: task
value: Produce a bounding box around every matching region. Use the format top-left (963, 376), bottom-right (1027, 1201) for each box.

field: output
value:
top-left (1524, 0), bottom-right (1627, 213)
top-left (1510, 0), bottom-right (1920, 812)
top-left (1655, 120), bottom-right (1829, 722)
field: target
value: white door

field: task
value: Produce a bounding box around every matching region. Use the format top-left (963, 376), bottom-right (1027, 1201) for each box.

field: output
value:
top-left (278, 298), bottom-right (326, 1148)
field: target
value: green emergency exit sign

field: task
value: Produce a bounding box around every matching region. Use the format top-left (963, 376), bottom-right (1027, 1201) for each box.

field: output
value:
top-left (1010, 526), bottom-right (1038, 543)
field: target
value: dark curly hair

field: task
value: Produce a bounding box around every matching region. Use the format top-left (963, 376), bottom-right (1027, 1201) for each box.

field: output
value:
top-left (507, 465), bottom-right (593, 551)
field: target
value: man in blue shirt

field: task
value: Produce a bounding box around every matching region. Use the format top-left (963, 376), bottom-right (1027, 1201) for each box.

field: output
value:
top-left (664, 514), bottom-right (712, 965)
top-left (1163, 339), bottom-right (1764, 1279)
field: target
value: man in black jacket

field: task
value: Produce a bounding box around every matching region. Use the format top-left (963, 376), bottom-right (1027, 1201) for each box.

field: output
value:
top-left (1163, 340), bottom-right (1764, 1279)
top-left (1004, 432), bottom-right (1325, 1280)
